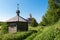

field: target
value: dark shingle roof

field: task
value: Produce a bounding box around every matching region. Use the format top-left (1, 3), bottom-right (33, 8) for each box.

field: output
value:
top-left (7, 16), bottom-right (27, 22)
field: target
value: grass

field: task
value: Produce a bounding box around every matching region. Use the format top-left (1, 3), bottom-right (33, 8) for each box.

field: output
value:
top-left (0, 26), bottom-right (1, 30)
top-left (25, 20), bottom-right (60, 40)
top-left (33, 20), bottom-right (60, 40)
top-left (0, 20), bottom-right (60, 40)
top-left (28, 26), bottom-right (44, 32)
top-left (1, 31), bottom-right (36, 40)
top-left (25, 33), bottom-right (37, 40)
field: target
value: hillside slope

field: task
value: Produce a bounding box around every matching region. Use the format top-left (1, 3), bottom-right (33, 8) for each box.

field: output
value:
top-left (34, 20), bottom-right (60, 40)
top-left (0, 20), bottom-right (60, 40)
top-left (25, 20), bottom-right (60, 40)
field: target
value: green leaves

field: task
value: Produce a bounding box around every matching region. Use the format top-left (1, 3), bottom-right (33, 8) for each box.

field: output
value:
top-left (40, 0), bottom-right (60, 26)
top-left (31, 18), bottom-right (38, 27)
top-left (1, 22), bottom-right (8, 34)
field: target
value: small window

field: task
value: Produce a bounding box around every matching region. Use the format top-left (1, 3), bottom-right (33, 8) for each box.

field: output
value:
top-left (9, 23), bottom-right (16, 27)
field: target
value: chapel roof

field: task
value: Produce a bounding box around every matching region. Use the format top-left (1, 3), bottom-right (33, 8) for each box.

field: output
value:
top-left (7, 16), bottom-right (27, 22)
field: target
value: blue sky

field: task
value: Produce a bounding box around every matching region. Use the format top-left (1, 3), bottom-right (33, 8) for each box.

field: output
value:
top-left (0, 0), bottom-right (48, 23)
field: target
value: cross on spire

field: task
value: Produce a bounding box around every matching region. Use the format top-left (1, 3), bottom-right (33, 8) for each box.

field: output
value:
top-left (17, 4), bottom-right (19, 10)
top-left (16, 4), bottom-right (20, 16)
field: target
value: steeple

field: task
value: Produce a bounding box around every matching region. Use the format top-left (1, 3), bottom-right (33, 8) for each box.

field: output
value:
top-left (29, 13), bottom-right (32, 18)
top-left (16, 4), bottom-right (20, 16)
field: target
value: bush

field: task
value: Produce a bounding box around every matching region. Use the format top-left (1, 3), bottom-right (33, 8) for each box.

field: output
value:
top-left (31, 18), bottom-right (38, 27)
top-left (1, 22), bottom-right (8, 34)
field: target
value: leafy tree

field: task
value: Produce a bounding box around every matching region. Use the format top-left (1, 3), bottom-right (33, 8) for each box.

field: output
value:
top-left (40, 16), bottom-right (48, 26)
top-left (31, 18), bottom-right (38, 27)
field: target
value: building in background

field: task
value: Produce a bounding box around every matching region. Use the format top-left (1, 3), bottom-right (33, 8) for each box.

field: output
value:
top-left (27, 13), bottom-right (33, 24)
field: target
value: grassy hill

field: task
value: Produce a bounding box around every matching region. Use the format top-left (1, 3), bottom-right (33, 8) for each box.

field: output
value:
top-left (39, 20), bottom-right (60, 40)
top-left (0, 20), bottom-right (60, 40)
top-left (25, 20), bottom-right (60, 40)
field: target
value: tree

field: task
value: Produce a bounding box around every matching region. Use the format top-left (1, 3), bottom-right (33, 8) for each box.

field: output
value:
top-left (40, 0), bottom-right (60, 26)
top-left (31, 18), bottom-right (38, 27)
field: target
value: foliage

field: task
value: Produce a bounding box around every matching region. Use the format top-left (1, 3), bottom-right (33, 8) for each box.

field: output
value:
top-left (0, 22), bottom-right (1, 26)
top-left (25, 33), bottom-right (37, 40)
top-left (0, 22), bottom-right (3, 26)
top-left (54, 34), bottom-right (60, 40)
top-left (25, 26), bottom-right (44, 40)
top-left (0, 20), bottom-right (60, 40)
top-left (33, 20), bottom-right (60, 40)
top-left (31, 18), bottom-right (38, 27)
top-left (39, 16), bottom-right (49, 26)
top-left (2, 31), bottom-right (36, 40)
top-left (26, 20), bottom-right (60, 40)
top-left (40, 0), bottom-right (60, 26)
top-left (0, 33), bottom-right (2, 40)
top-left (1, 22), bottom-right (8, 34)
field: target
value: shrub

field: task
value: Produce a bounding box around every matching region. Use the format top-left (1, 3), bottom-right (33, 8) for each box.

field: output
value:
top-left (1, 22), bottom-right (8, 34)
top-left (31, 18), bottom-right (38, 27)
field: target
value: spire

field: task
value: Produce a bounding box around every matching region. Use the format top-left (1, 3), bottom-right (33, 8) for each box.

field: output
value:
top-left (29, 13), bottom-right (32, 18)
top-left (16, 4), bottom-right (20, 16)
